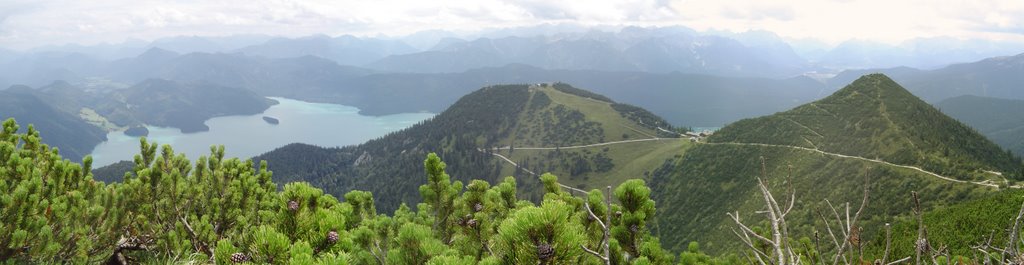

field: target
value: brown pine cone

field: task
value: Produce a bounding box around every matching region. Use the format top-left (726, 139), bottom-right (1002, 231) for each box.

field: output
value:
top-left (287, 200), bottom-right (299, 211)
top-left (327, 231), bottom-right (340, 244)
top-left (537, 243), bottom-right (554, 260)
top-left (230, 252), bottom-right (248, 263)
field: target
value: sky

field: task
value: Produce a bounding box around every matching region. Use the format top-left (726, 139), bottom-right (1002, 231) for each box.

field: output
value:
top-left (1, 0), bottom-right (1023, 50)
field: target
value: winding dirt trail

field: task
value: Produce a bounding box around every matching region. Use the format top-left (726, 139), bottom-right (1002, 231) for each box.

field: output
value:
top-left (704, 142), bottom-right (1003, 188)
top-left (490, 138), bottom-right (674, 151)
top-left (482, 133), bottom-right (1009, 191)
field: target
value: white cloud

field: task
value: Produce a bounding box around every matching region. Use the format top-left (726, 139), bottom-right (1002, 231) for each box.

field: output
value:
top-left (0, 0), bottom-right (1022, 49)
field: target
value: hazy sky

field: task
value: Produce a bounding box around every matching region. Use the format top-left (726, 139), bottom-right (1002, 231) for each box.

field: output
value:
top-left (1, 0), bottom-right (1022, 50)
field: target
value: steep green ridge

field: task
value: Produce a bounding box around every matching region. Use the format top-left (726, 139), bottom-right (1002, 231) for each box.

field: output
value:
top-left (711, 74), bottom-right (1021, 181)
top-left (256, 83), bottom-right (684, 212)
top-left (652, 74), bottom-right (1024, 253)
top-left (936, 95), bottom-right (1024, 157)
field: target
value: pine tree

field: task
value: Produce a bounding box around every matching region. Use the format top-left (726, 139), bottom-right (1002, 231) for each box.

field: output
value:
top-left (613, 179), bottom-right (656, 258)
top-left (493, 199), bottom-right (587, 264)
top-left (117, 141), bottom-right (278, 261)
top-left (0, 119), bottom-right (126, 263)
top-left (420, 153), bottom-right (462, 242)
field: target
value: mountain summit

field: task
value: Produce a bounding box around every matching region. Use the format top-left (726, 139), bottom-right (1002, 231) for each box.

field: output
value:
top-left (712, 73), bottom-right (1020, 179)
top-left (653, 74), bottom-right (1023, 252)
top-left (257, 83), bottom-right (685, 212)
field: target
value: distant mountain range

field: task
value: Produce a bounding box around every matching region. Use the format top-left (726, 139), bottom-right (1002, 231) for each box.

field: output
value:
top-left (5, 26), bottom-right (1022, 79)
top-left (814, 37), bottom-right (1024, 69)
top-left (237, 34), bottom-right (418, 66)
top-left (829, 53), bottom-right (1024, 101)
top-left (367, 28), bottom-right (807, 77)
top-left (0, 48), bottom-right (824, 127)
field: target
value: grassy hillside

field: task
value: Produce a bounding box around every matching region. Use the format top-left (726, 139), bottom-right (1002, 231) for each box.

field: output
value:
top-left (937, 95), bottom-right (1024, 157)
top-left (652, 74), bottom-right (1024, 253)
top-left (256, 83), bottom-right (687, 212)
top-left (491, 83), bottom-right (691, 191)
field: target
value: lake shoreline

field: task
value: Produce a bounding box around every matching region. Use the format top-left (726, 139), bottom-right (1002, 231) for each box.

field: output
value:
top-left (88, 97), bottom-right (434, 167)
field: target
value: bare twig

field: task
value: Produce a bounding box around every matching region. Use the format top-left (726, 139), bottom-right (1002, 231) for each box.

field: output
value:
top-left (1005, 199), bottom-right (1024, 258)
top-left (579, 186), bottom-right (612, 265)
top-left (728, 212), bottom-right (776, 245)
top-left (887, 256), bottom-right (911, 265)
top-left (813, 231), bottom-right (824, 265)
top-left (603, 186), bottom-right (611, 264)
top-left (372, 240), bottom-right (386, 265)
top-left (882, 223), bottom-right (892, 264)
top-left (731, 228), bottom-right (770, 265)
top-left (912, 191), bottom-right (929, 265)
top-left (729, 163), bottom-right (796, 265)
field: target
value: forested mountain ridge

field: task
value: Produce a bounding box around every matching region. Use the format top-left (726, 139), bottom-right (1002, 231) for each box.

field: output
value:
top-left (652, 74), bottom-right (1024, 253)
top-left (256, 83), bottom-right (686, 213)
top-left (936, 95), bottom-right (1024, 157)
top-left (712, 74), bottom-right (1022, 180)
top-left (0, 90), bottom-right (106, 160)
top-left (104, 79), bottom-right (277, 133)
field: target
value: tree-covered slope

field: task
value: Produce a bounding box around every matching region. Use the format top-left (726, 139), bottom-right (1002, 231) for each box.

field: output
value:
top-left (711, 74), bottom-right (1021, 181)
top-left (936, 95), bottom-right (1024, 157)
top-left (0, 90), bottom-right (106, 161)
top-left (652, 74), bottom-right (1024, 253)
top-left (102, 79), bottom-right (278, 133)
top-left (256, 83), bottom-right (685, 213)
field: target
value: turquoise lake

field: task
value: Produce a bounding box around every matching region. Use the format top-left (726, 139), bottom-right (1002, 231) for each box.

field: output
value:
top-left (89, 97), bottom-right (435, 167)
